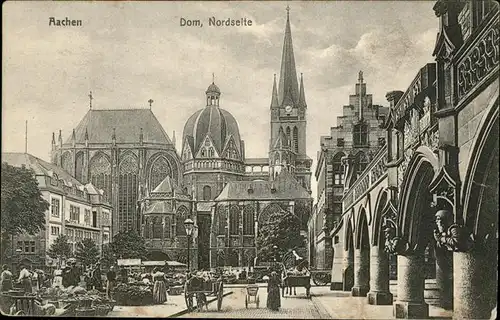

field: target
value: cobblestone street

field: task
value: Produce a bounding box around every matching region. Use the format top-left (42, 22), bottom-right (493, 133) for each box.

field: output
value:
top-left (180, 286), bottom-right (329, 319)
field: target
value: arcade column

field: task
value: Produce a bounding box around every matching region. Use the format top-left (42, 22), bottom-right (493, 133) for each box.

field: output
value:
top-left (351, 248), bottom-right (370, 296)
top-left (393, 254), bottom-right (429, 319)
top-left (367, 246), bottom-right (393, 305)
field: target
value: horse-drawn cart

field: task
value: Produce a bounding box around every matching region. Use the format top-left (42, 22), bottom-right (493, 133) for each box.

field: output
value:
top-left (184, 275), bottom-right (224, 312)
top-left (280, 251), bottom-right (311, 299)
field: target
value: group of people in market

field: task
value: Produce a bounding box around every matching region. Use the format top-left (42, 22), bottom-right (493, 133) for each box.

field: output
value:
top-left (0, 264), bottom-right (49, 293)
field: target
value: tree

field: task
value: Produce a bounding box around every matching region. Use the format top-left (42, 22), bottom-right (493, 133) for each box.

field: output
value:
top-left (110, 231), bottom-right (147, 260)
top-left (47, 234), bottom-right (73, 265)
top-left (75, 238), bottom-right (100, 268)
top-left (256, 210), bottom-right (306, 262)
top-left (1, 163), bottom-right (49, 263)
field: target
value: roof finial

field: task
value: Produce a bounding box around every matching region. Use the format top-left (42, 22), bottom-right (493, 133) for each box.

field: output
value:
top-left (148, 99), bottom-right (154, 109)
top-left (212, 72), bottom-right (215, 84)
top-left (89, 91), bottom-right (93, 109)
top-left (286, 4), bottom-right (290, 18)
top-left (358, 70), bottom-right (364, 83)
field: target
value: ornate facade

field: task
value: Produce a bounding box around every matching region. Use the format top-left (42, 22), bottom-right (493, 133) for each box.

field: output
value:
top-left (309, 73), bottom-right (388, 273)
top-left (329, 2), bottom-right (498, 319)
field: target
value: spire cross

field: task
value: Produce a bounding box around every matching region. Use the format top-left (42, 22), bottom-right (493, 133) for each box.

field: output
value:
top-left (89, 91), bottom-right (93, 109)
top-left (148, 99), bottom-right (154, 108)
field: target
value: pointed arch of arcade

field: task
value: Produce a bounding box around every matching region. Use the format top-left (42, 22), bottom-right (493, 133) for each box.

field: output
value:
top-left (343, 210), bottom-right (355, 252)
top-left (354, 206), bottom-right (370, 250)
top-left (461, 98), bottom-right (499, 236)
top-left (258, 202), bottom-right (285, 225)
top-left (371, 188), bottom-right (393, 247)
top-left (397, 146), bottom-right (439, 252)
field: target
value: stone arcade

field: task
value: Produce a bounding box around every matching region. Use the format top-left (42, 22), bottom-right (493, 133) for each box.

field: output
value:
top-left (328, 2), bottom-right (498, 319)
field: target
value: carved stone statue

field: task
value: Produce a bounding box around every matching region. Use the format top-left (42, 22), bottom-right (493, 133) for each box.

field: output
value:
top-left (433, 209), bottom-right (470, 252)
top-left (383, 218), bottom-right (409, 255)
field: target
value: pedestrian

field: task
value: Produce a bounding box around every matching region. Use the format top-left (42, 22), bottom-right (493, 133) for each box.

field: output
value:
top-left (106, 266), bottom-right (117, 300)
top-left (32, 268), bottom-right (39, 291)
top-left (52, 268), bottom-right (63, 288)
top-left (151, 267), bottom-right (167, 304)
top-left (62, 264), bottom-right (72, 288)
top-left (18, 264), bottom-right (32, 293)
top-left (0, 265), bottom-right (13, 292)
top-left (266, 271), bottom-right (281, 311)
top-left (92, 262), bottom-right (102, 291)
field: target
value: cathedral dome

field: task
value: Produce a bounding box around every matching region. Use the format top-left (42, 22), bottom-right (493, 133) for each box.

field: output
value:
top-left (182, 83), bottom-right (243, 161)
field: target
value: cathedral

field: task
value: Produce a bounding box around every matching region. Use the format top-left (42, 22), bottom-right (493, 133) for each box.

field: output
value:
top-left (51, 8), bottom-right (313, 269)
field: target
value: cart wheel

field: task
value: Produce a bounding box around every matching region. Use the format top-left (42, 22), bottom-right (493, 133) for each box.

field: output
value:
top-left (217, 282), bottom-right (223, 311)
top-left (256, 296), bottom-right (260, 309)
top-left (184, 293), bottom-right (193, 311)
top-left (245, 296), bottom-right (248, 309)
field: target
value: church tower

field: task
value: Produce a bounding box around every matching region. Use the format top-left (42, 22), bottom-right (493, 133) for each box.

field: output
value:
top-left (269, 7), bottom-right (312, 192)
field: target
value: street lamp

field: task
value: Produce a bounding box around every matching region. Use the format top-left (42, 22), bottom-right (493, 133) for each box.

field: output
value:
top-left (184, 218), bottom-right (194, 272)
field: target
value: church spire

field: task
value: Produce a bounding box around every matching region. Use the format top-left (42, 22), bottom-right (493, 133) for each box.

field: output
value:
top-left (270, 74), bottom-right (279, 108)
top-left (298, 73), bottom-right (307, 108)
top-left (278, 5), bottom-right (299, 107)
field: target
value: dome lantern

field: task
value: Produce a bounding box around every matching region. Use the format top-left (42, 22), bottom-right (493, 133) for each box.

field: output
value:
top-left (206, 74), bottom-right (221, 107)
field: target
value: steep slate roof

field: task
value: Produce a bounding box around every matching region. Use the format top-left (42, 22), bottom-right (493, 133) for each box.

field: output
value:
top-left (2, 152), bottom-right (82, 186)
top-left (215, 170), bottom-right (310, 201)
top-left (151, 176), bottom-right (185, 195)
top-left (66, 109), bottom-right (172, 144)
top-left (197, 201), bottom-right (215, 212)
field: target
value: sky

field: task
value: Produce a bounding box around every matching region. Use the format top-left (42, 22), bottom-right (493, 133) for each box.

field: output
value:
top-left (2, 1), bottom-right (439, 201)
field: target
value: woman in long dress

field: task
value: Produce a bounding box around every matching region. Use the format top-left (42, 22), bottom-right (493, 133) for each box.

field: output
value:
top-left (0, 265), bottom-right (13, 292)
top-left (266, 271), bottom-right (281, 311)
top-left (152, 267), bottom-right (167, 304)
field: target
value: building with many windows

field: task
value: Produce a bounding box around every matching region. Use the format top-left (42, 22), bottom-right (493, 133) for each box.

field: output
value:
top-left (309, 72), bottom-right (388, 274)
top-left (2, 152), bottom-right (112, 270)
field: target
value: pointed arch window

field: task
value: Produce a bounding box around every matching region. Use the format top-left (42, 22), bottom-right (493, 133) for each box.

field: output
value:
top-left (75, 152), bottom-right (85, 182)
top-left (229, 205), bottom-right (239, 235)
top-left (243, 206), bottom-right (255, 235)
top-left (208, 147), bottom-right (214, 157)
top-left (293, 127), bottom-right (298, 153)
top-left (152, 217), bottom-right (163, 239)
top-left (149, 156), bottom-right (172, 191)
top-left (89, 153), bottom-right (111, 202)
top-left (118, 154), bottom-right (139, 233)
top-left (203, 185), bottom-right (212, 201)
top-left (61, 152), bottom-right (73, 175)
top-left (176, 207), bottom-right (188, 236)
top-left (201, 149), bottom-right (206, 158)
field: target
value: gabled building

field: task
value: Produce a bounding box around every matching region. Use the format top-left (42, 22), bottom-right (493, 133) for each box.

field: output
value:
top-left (310, 72), bottom-right (388, 273)
top-left (2, 152), bottom-right (112, 271)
